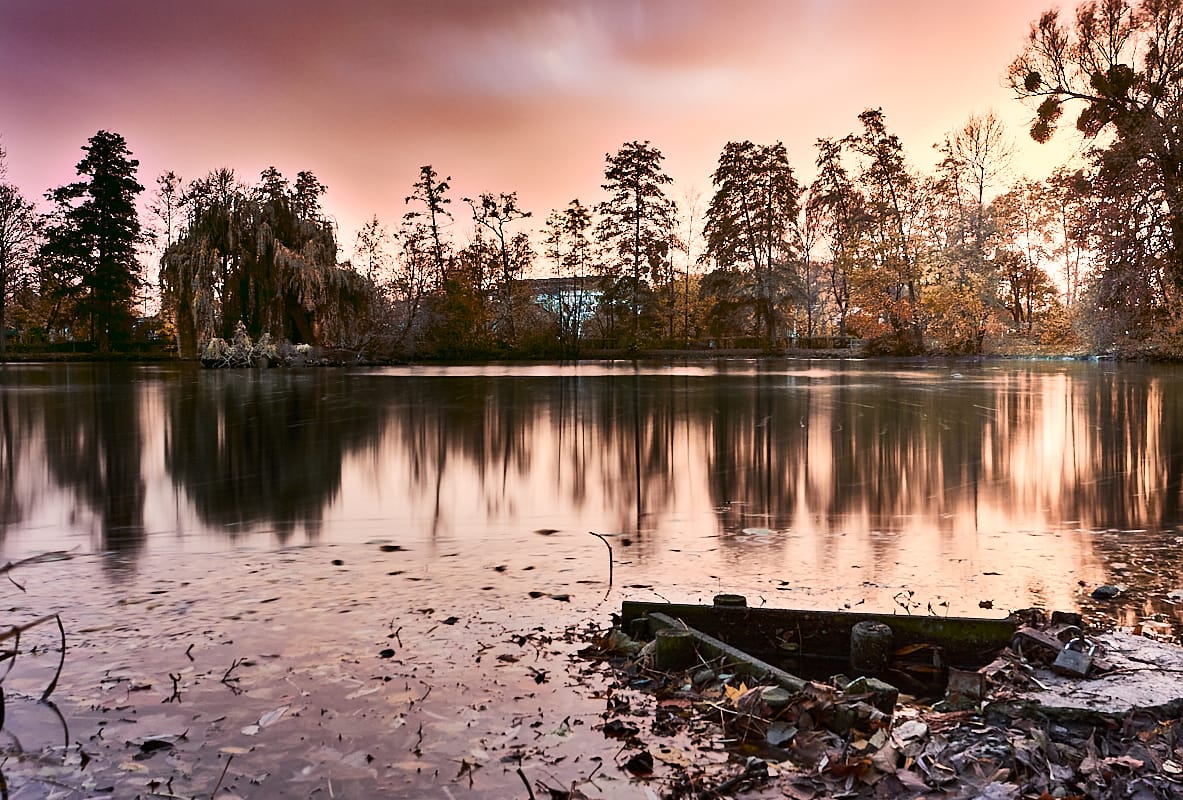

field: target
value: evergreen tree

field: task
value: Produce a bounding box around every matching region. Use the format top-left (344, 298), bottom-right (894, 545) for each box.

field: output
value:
top-left (596, 141), bottom-right (677, 345)
top-left (40, 131), bottom-right (144, 351)
top-left (702, 140), bottom-right (802, 344)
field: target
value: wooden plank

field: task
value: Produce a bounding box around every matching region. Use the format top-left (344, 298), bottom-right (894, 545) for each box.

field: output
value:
top-left (621, 600), bottom-right (1016, 668)
top-left (645, 612), bottom-right (809, 693)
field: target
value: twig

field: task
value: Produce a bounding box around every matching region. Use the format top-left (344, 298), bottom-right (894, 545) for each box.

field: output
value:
top-left (222, 657), bottom-right (246, 684)
top-left (211, 753), bottom-right (234, 797)
top-left (517, 766), bottom-right (536, 800)
top-left (40, 614), bottom-right (65, 702)
top-left (588, 532), bottom-right (614, 588)
top-left (163, 673), bottom-right (182, 704)
top-left (0, 550), bottom-right (74, 577)
top-left (0, 614), bottom-right (58, 645)
top-left (0, 631), bottom-right (19, 684)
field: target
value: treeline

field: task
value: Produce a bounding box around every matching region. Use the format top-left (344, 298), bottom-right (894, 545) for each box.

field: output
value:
top-left (2, 0), bottom-right (1183, 359)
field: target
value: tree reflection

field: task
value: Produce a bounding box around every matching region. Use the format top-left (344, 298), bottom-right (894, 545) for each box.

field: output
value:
top-left (376, 364), bottom-right (1183, 558)
top-left (39, 365), bottom-right (145, 567)
top-left (0, 365), bottom-right (39, 536)
top-left (163, 370), bottom-right (386, 541)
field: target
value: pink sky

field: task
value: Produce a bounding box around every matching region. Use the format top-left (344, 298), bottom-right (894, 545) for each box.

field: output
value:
top-left (2, 0), bottom-right (1082, 257)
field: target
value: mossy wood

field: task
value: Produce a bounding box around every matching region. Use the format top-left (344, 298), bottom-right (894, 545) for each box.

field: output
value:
top-left (622, 600), bottom-right (1017, 669)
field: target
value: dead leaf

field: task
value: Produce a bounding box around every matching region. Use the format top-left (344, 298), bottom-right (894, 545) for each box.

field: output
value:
top-left (258, 705), bottom-right (289, 727)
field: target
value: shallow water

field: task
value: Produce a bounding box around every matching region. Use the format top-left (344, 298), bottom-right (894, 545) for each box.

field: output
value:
top-left (3, 359), bottom-right (1183, 796)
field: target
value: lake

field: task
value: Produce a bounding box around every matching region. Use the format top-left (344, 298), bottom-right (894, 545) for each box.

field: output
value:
top-left (2, 359), bottom-right (1182, 796)
top-left (4, 359), bottom-right (1182, 620)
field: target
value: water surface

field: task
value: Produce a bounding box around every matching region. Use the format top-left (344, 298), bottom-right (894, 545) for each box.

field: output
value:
top-left (4, 359), bottom-right (1183, 623)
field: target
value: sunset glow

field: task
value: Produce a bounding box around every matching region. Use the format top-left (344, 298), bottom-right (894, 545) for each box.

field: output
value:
top-left (2, 0), bottom-right (1081, 248)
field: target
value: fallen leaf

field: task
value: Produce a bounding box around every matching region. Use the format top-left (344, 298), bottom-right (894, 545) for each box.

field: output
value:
top-left (652, 745), bottom-right (691, 767)
top-left (258, 705), bottom-right (289, 727)
top-left (623, 750), bottom-right (653, 775)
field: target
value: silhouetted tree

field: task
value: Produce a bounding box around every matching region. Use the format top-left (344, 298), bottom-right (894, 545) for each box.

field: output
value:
top-left (0, 149), bottom-right (39, 358)
top-left (354, 215), bottom-right (390, 282)
top-left (39, 131), bottom-right (144, 351)
top-left (702, 140), bottom-right (802, 345)
top-left (405, 165), bottom-right (453, 287)
top-left (465, 192), bottom-right (532, 343)
top-left (545, 199), bottom-right (594, 351)
top-left (596, 141), bottom-right (678, 345)
top-left (1009, 0), bottom-right (1183, 335)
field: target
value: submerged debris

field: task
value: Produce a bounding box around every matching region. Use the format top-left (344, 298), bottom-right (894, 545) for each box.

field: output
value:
top-left (578, 602), bottom-right (1183, 798)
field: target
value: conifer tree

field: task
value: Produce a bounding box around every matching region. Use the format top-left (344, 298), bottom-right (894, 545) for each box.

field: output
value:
top-left (40, 131), bottom-right (144, 351)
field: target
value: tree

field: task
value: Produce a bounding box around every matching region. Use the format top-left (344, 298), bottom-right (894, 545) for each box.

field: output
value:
top-left (464, 192), bottom-right (532, 343)
top-left (702, 141), bottom-right (802, 344)
top-left (1008, 0), bottom-right (1183, 292)
top-left (405, 165), bottom-right (452, 287)
top-left (161, 166), bottom-right (369, 357)
top-left (39, 131), bottom-right (144, 352)
top-left (387, 217), bottom-right (435, 351)
top-left (1044, 167), bottom-right (1091, 308)
top-left (293, 170), bottom-right (328, 221)
top-left (544, 199), bottom-right (594, 351)
top-left (849, 109), bottom-right (926, 352)
top-left (991, 180), bottom-right (1053, 333)
top-left (354, 215), bottom-right (390, 282)
top-left (596, 141), bottom-right (678, 345)
top-left (809, 137), bottom-right (866, 337)
top-left (923, 113), bottom-right (1013, 352)
top-left (0, 157), bottom-right (39, 358)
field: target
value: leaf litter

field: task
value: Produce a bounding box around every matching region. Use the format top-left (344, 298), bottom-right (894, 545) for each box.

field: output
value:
top-left (2, 539), bottom-right (1183, 798)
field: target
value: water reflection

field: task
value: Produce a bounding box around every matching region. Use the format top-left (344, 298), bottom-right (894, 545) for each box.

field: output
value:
top-left (163, 370), bottom-right (388, 542)
top-left (39, 365), bottom-right (146, 567)
top-left (3, 361), bottom-right (1183, 617)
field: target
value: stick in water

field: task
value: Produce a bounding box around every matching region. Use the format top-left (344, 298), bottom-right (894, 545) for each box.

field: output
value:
top-left (588, 531), bottom-right (613, 588)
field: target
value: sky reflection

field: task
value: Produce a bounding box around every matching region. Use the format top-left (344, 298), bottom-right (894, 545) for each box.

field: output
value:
top-left (3, 360), bottom-right (1183, 620)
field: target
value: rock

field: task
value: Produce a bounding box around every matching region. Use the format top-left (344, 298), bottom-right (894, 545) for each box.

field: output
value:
top-left (1091, 584), bottom-right (1122, 600)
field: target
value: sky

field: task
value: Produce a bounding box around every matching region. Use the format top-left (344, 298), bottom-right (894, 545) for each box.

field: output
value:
top-left (1, 0), bottom-right (1085, 260)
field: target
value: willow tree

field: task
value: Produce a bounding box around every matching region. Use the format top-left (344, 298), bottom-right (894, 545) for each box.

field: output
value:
top-left (161, 167), bottom-right (370, 358)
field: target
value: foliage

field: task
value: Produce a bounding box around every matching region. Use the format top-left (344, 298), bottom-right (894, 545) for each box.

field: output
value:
top-left (809, 137), bottom-right (866, 337)
top-left (38, 131), bottom-right (144, 352)
top-left (0, 156), bottom-right (40, 357)
top-left (161, 167), bottom-right (371, 359)
top-left (702, 141), bottom-right (803, 344)
top-left (1009, 0), bottom-right (1183, 347)
top-left (596, 141), bottom-right (678, 346)
top-left (847, 109), bottom-right (926, 349)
